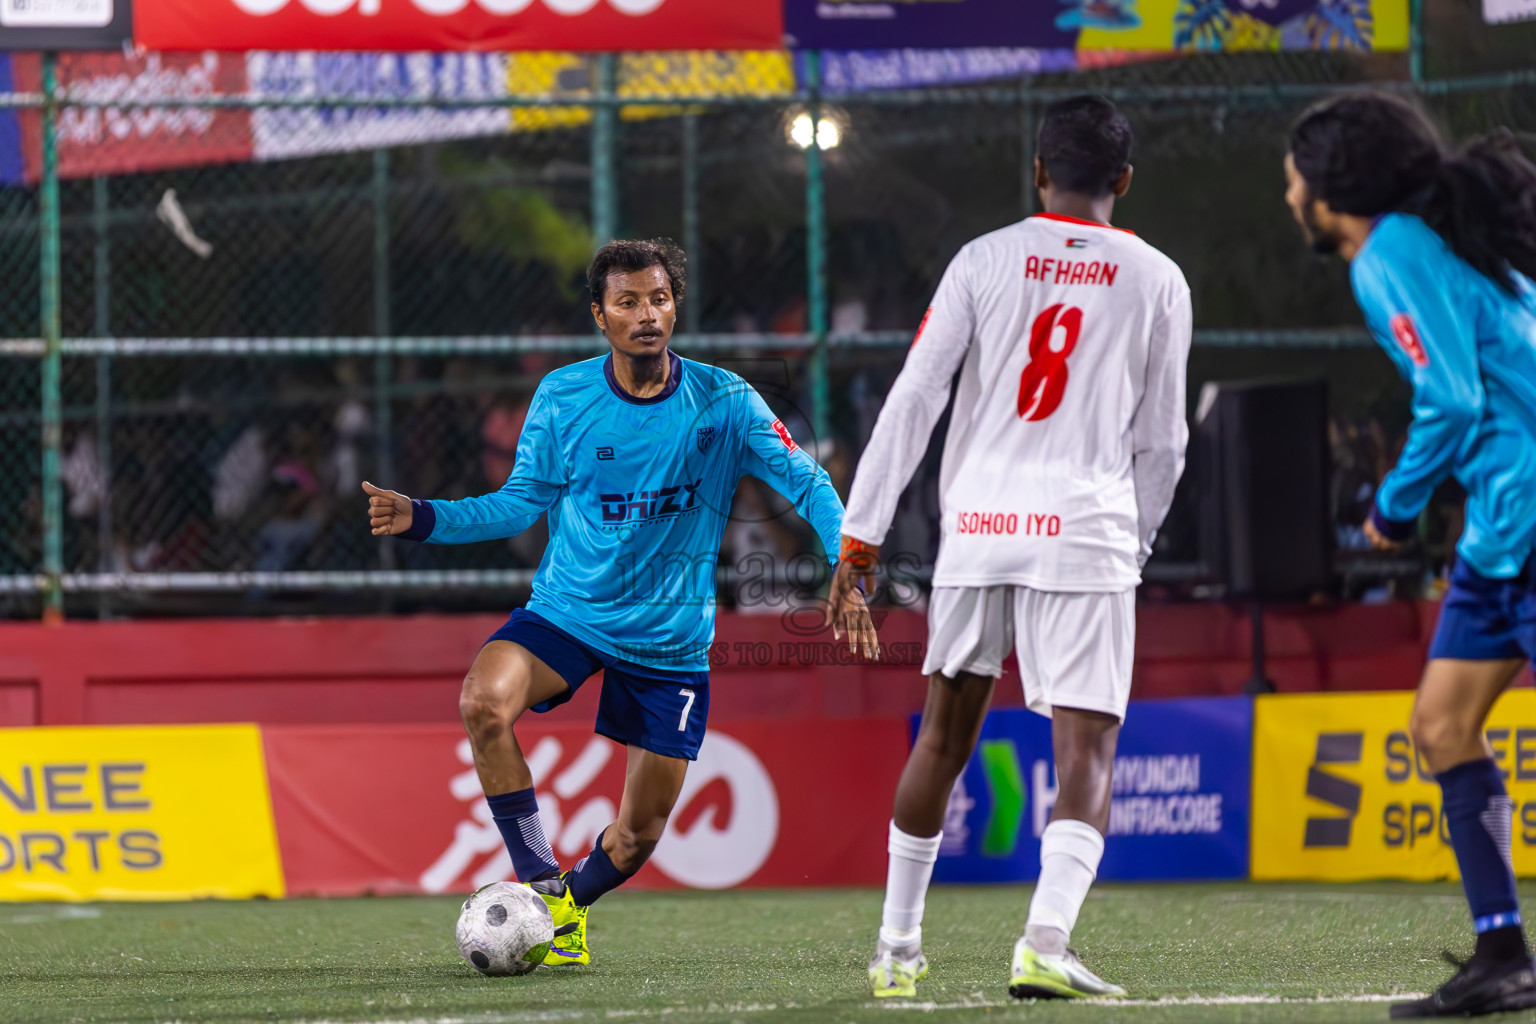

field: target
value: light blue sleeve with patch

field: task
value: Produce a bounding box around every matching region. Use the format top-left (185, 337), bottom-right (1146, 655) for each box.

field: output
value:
top-left (734, 383), bottom-right (845, 564)
top-left (1351, 218), bottom-right (1485, 534)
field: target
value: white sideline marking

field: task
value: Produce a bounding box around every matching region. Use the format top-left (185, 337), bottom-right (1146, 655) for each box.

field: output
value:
top-left (0, 905), bottom-right (102, 925)
top-left (884, 993), bottom-right (1423, 1010)
top-left (265, 991), bottom-right (1429, 1024)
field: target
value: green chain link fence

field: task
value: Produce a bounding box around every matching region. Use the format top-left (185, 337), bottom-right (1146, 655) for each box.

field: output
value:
top-left (0, 20), bottom-right (1534, 619)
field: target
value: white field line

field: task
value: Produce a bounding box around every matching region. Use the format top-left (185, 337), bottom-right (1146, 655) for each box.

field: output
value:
top-left (260, 991), bottom-right (1429, 1024)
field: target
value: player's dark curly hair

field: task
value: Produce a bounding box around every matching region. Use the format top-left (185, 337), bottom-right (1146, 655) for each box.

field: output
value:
top-left (1290, 91), bottom-right (1536, 293)
top-left (587, 238), bottom-right (688, 306)
top-left (1037, 94), bottom-right (1134, 197)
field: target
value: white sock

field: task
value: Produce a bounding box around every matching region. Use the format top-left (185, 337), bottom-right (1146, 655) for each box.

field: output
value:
top-left (1025, 819), bottom-right (1104, 957)
top-left (879, 821), bottom-right (942, 949)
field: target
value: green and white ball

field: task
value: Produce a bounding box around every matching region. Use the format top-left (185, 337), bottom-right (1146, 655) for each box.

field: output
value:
top-left (455, 881), bottom-right (554, 977)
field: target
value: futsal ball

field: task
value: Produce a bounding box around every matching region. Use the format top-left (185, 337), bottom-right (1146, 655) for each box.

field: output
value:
top-left (455, 881), bottom-right (555, 976)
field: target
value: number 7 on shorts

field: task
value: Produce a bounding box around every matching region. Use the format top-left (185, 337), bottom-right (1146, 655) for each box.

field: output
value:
top-left (678, 688), bottom-right (696, 732)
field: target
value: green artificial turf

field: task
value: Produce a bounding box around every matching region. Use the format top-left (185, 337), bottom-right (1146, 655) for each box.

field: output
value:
top-left (0, 883), bottom-right (1518, 1024)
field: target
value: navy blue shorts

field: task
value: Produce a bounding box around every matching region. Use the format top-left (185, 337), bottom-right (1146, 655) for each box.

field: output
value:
top-left (1428, 557), bottom-right (1536, 662)
top-left (486, 609), bottom-right (709, 761)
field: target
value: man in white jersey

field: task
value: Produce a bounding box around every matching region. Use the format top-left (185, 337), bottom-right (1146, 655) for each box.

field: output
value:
top-left (826, 96), bottom-right (1192, 1001)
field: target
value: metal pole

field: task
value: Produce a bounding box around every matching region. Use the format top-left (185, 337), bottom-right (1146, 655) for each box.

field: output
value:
top-left (1409, 0), bottom-right (1425, 84)
top-left (92, 175), bottom-right (113, 615)
top-left (805, 52), bottom-right (831, 448)
top-left (372, 148), bottom-right (396, 573)
top-left (40, 53), bottom-right (63, 623)
top-left (1022, 99), bottom-right (1038, 217)
top-left (591, 54), bottom-right (619, 248)
top-left (682, 112), bottom-right (702, 335)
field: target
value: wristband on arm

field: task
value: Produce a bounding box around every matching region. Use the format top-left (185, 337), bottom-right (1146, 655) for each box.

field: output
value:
top-left (1369, 503), bottom-right (1417, 544)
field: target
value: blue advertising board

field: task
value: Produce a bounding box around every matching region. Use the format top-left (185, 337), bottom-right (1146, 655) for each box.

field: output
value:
top-left (785, 0), bottom-right (1081, 51)
top-left (807, 48), bottom-right (1082, 93)
top-left (929, 697), bottom-right (1252, 883)
top-left (0, 54), bottom-right (20, 187)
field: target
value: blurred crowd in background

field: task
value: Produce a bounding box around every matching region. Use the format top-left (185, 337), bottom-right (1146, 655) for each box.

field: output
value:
top-left (31, 342), bottom-right (1458, 620)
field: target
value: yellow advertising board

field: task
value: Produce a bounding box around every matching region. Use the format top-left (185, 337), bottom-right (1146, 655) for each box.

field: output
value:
top-left (0, 725), bottom-right (285, 901)
top-left (1253, 691), bottom-right (1536, 881)
top-left (507, 51), bottom-right (794, 132)
top-left (1077, 0), bottom-right (1409, 52)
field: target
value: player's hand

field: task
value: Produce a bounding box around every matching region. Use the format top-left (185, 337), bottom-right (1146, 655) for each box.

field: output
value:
top-left (826, 537), bottom-right (881, 661)
top-left (837, 585), bottom-right (881, 661)
top-left (1362, 515), bottom-right (1402, 551)
top-left (362, 481), bottom-right (413, 536)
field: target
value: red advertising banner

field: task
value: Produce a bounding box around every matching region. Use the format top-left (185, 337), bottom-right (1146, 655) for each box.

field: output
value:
top-left (263, 719), bottom-right (906, 896)
top-left (8, 51), bottom-right (254, 182)
top-left (136, 1), bottom-right (783, 53)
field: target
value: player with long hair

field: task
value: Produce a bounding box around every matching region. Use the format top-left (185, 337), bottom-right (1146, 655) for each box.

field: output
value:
top-left (1286, 92), bottom-right (1536, 1018)
top-left (364, 239), bottom-right (877, 967)
top-left (828, 95), bottom-right (1192, 1000)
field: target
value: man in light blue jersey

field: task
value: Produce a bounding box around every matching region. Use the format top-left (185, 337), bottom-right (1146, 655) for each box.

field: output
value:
top-left (1286, 92), bottom-right (1536, 1018)
top-left (363, 238), bottom-right (877, 966)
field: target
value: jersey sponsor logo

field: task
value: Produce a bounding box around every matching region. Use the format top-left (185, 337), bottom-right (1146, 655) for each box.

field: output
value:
top-left (771, 419), bottom-right (798, 453)
top-left (595, 446), bottom-right (615, 461)
top-left (911, 306), bottom-right (933, 349)
top-left (1024, 255), bottom-right (1118, 287)
top-left (599, 480), bottom-right (702, 526)
top-left (956, 511), bottom-right (1061, 536)
top-left (1018, 304), bottom-right (1082, 422)
top-left (1389, 313), bottom-right (1430, 368)
top-left (695, 426), bottom-right (718, 454)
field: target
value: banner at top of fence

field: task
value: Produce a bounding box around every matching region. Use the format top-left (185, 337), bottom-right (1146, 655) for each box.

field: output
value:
top-left (785, 0), bottom-right (1409, 52)
top-left (135, 0), bottom-right (783, 53)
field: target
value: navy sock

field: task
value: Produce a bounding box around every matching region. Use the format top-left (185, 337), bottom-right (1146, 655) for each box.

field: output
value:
top-left (1438, 759), bottom-right (1528, 961)
top-left (485, 788), bottom-right (560, 883)
top-left (567, 829), bottom-right (636, 907)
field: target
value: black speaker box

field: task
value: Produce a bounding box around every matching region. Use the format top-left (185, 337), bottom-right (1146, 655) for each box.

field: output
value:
top-left (1196, 379), bottom-right (1332, 600)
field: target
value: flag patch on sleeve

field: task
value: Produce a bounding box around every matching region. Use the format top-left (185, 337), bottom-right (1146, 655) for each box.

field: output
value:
top-left (911, 306), bottom-right (933, 350)
top-left (1389, 313), bottom-right (1430, 368)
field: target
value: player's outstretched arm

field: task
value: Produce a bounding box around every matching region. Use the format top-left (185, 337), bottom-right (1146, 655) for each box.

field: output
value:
top-left (732, 383), bottom-right (880, 659)
top-left (364, 388), bottom-right (566, 546)
top-left (363, 481), bottom-right (414, 536)
top-left (840, 247), bottom-right (974, 549)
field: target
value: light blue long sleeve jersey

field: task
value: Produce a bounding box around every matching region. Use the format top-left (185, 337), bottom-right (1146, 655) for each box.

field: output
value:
top-left (405, 351), bottom-right (845, 671)
top-left (1352, 212), bottom-right (1536, 579)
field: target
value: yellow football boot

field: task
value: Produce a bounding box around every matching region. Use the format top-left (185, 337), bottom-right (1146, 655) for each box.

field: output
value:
top-left (530, 873), bottom-right (590, 967)
top-left (1009, 938), bottom-right (1125, 999)
top-left (869, 943), bottom-right (929, 998)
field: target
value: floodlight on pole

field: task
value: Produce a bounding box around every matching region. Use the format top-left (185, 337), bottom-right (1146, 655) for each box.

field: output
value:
top-left (787, 111), bottom-right (842, 151)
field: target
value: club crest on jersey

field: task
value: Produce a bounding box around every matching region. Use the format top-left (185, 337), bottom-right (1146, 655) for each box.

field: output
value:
top-left (696, 425), bottom-right (718, 454)
top-left (1389, 313), bottom-right (1430, 368)
top-left (772, 419), bottom-right (799, 453)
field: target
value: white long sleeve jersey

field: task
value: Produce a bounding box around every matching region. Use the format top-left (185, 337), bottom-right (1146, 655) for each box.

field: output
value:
top-left (842, 213), bottom-right (1193, 592)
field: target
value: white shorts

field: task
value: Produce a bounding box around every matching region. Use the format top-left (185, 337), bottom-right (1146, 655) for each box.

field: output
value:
top-left (921, 585), bottom-right (1135, 721)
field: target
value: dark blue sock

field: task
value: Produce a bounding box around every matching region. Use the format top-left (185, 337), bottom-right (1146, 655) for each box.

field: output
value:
top-left (567, 829), bottom-right (636, 907)
top-left (1438, 759), bottom-right (1528, 960)
top-left (485, 788), bottom-right (560, 883)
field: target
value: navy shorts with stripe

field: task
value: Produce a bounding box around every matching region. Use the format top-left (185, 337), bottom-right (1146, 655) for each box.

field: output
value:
top-left (1429, 556), bottom-right (1536, 663)
top-left (486, 609), bottom-right (709, 761)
